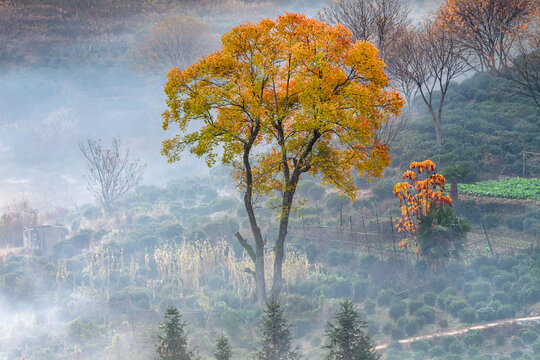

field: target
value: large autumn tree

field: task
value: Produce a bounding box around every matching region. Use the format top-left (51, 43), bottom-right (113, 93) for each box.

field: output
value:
top-left (161, 13), bottom-right (403, 304)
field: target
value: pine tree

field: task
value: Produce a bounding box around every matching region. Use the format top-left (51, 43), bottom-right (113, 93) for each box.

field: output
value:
top-left (324, 300), bottom-right (380, 360)
top-left (156, 306), bottom-right (194, 360)
top-left (213, 334), bottom-right (233, 360)
top-left (255, 298), bottom-right (300, 360)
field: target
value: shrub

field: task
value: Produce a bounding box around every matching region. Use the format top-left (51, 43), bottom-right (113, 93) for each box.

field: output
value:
top-left (466, 346), bottom-right (479, 357)
top-left (498, 256), bottom-right (519, 272)
top-left (326, 276), bottom-right (351, 298)
top-left (67, 318), bottom-right (100, 342)
top-left (410, 339), bottom-right (431, 352)
top-left (403, 317), bottom-right (420, 336)
top-left (389, 301), bottom-right (407, 320)
top-left (518, 328), bottom-right (538, 344)
top-left (478, 265), bottom-right (496, 279)
top-left (382, 321), bottom-right (395, 336)
top-left (377, 289), bottom-right (395, 306)
top-left (70, 229), bottom-right (95, 248)
top-left (439, 319), bottom-right (448, 328)
top-left (510, 350), bottom-right (523, 359)
top-left (437, 288), bottom-right (457, 310)
top-left (448, 341), bottom-right (465, 355)
top-left (482, 214), bottom-right (499, 229)
top-left (523, 282), bottom-right (540, 303)
top-left (437, 295), bottom-right (452, 310)
top-left (511, 337), bottom-right (524, 348)
top-left (408, 300), bottom-right (424, 315)
top-left (532, 340), bottom-right (540, 354)
top-left (495, 333), bottom-right (506, 346)
top-left (83, 206), bottom-right (102, 220)
top-left (492, 291), bottom-right (511, 304)
top-left (415, 306), bottom-right (436, 324)
top-left (363, 299), bottom-right (376, 314)
top-left (423, 292), bottom-right (437, 306)
top-left (458, 308), bottom-right (477, 323)
top-left (371, 178), bottom-right (396, 200)
top-left (464, 330), bottom-right (484, 347)
top-left (367, 321), bottom-right (379, 336)
top-left (506, 215), bottom-right (524, 231)
top-left (284, 294), bottom-right (315, 314)
top-left (448, 299), bottom-right (470, 317)
top-left (429, 346), bottom-right (445, 357)
top-left (492, 272), bottom-right (514, 289)
top-left (326, 249), bottom-right (355, 267)
top-left (159, 223), bottom-right (184, 240)
top-left (294, 279), bottom-right (318, 296)
top-left (466, 291), bottom-right (490, 307)
top-left (441, 336), bottom-right (460, 351)
top-left (352, 279), bottom-right (370, 302)
top-left (430, 276), bottom-right (448, 293)
top-left (390, 326), bottom-right (404, 340)
top-left (496, 304), bottom-right (515, 319)
top-left (110, 287), bottom-right (152, 310)
top-left (477, 306), bottom-right (497, 322)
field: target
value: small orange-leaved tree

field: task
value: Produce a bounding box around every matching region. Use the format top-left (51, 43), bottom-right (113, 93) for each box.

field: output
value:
top-left (393, 160), bottom-right (470, 262)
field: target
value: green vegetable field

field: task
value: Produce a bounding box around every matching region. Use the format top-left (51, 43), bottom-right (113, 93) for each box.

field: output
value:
top-left (458, 177), bottom-right (540, 201)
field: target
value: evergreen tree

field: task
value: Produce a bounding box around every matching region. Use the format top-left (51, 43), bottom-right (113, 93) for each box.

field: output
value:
top-left (324, 300), bottom-right (380, 360)
top-left (213, 334), bottom-right (233, 360)
top-left (156, 306), bottom-right (194, 360)
top-left (256, 298), bottom-right (300, 360)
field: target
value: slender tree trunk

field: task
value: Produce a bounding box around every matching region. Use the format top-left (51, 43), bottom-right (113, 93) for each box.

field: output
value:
top-left (271, 191), bottom-right (294, 299)
top-left (428, 106), bottom-right (442, 146)
top-left (236, 138), bottom-right (267, 306)
top-left (243, 184), bottom-right (267, 306)
top-left (254, 239), bottom-right (266, 305)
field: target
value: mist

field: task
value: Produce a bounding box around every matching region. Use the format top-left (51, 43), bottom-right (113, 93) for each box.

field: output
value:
top-left (1, 0), bottom-right (538, 359)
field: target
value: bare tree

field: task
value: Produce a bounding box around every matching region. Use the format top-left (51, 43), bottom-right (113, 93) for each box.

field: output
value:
top-left (320, 0), bottom-right (410, 145)
top-left (500, 10), bottom-right (540, 107)
top-left (80, 138), bottom-right (145, 211)
top-left (438, 0), bottom-right (535, 72)
top-left (131, 14), bottom-right (212, 77)
top-left (390, 20), bottom-right (470, 145)
top-left (319, 0), bottom-right (410, 61)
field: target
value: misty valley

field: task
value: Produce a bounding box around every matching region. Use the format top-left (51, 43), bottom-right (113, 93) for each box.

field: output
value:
top-left (0, 1), bottom-right (539, 359)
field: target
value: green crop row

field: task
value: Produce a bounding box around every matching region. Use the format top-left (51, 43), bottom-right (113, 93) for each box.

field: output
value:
top-left (458, 177), bottom-right (540, 201)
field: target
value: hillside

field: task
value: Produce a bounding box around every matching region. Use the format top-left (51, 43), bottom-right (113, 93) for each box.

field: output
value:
top-left (392, 71), bottom-right (540, 179)
top-left (0, 1), bottom-right (539, 359)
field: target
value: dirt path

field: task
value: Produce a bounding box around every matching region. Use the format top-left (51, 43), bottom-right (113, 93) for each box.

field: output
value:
top-left (375, 315), bottom-right (540, 350)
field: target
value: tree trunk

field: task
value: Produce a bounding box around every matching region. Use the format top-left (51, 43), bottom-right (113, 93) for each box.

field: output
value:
top-left (243, 192), bottom-right (267, 306)
top-left (433, 118), bottom-right (442, 146)
top-left (450, 179), bottom-right (458, 201)
top-left (271, 191), bottom-right (294, 299)
top-left (426, 102), bottom-right (442, 146)
top-left (237, 139), bottom-right (267, 306)
top-left (255, 240), bottom-right (266, 306)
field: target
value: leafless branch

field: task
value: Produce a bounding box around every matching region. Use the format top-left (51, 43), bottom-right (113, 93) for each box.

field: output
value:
top-left (80, 137), bottom-right (146, 211)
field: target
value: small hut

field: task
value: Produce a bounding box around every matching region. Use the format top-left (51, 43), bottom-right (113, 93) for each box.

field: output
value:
top-left (23, 225), bottom-right (65, 256)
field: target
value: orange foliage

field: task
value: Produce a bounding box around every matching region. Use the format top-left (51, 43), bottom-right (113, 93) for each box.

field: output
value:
top-left (393, 160), bottom-right (452, 250)
top-left (161, 12), bottom-right (404, 199)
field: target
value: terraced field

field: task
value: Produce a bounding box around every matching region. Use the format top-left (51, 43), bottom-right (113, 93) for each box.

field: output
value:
top-left (459, 177), bottom-right (540, 201)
